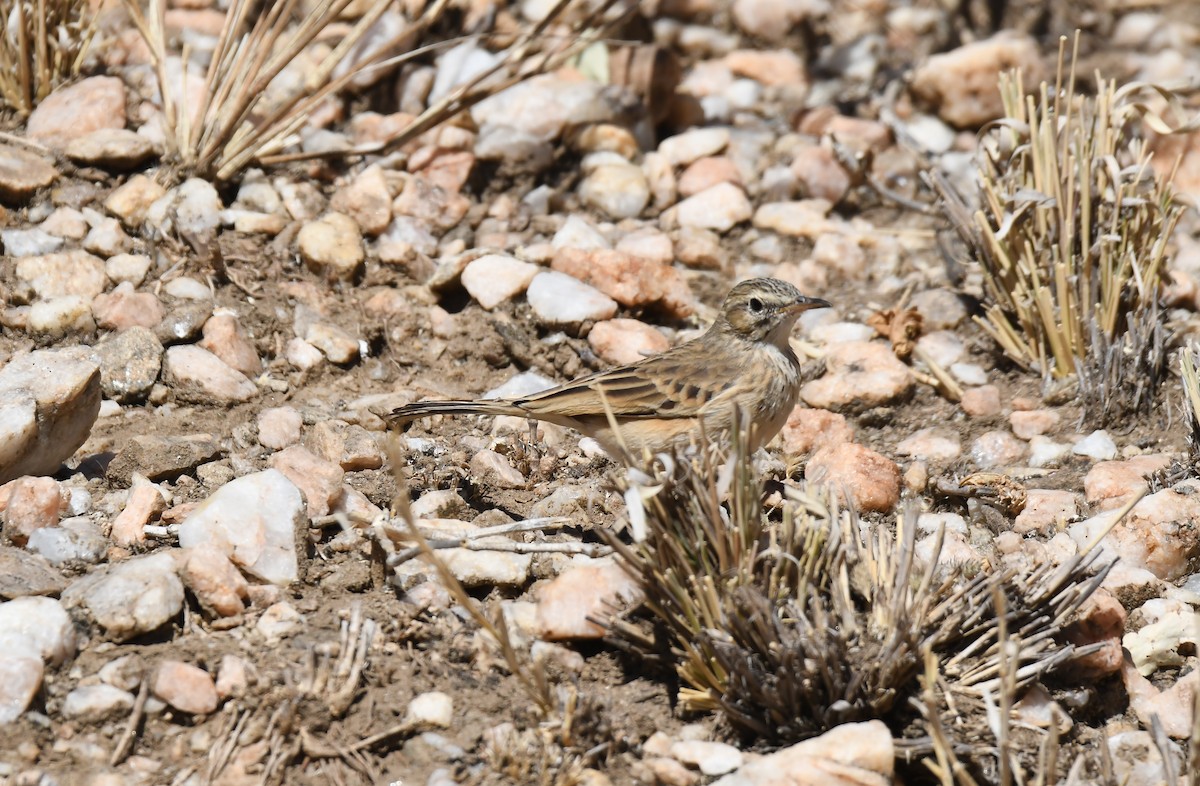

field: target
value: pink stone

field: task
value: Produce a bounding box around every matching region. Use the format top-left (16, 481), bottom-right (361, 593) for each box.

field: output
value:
top-left (724, 49), bottom-right (806, 87)
top-left (91, 283), bottom-right (164, 330)
top-left (800, 341), bottom-right (914, 411)
top-left (1010, 409), bottom-right (1060, 440)
top-left (551, 248), bottom-right (695, 318)
top-left (1013, 489), bottom-right (1079, 535)
top-left (199, 312), bottom-right (262, 377)
top-left (961, 385), bottom-right (1001, 417)
top-left (26, 76), bottom-right (127, 149)
top-left (777, 407), bottom-right (853, 455)
top-left (180, 544), bottom-right (249, 617)
top-left (1084, 455), bottom-right (1172, 509)
top-left (109, 478), bottom-right (166, 547)
top-left (677, 156), bottom-right (743, 198)
top-left (1062, 590), bottom-right (1125, 679)
top-left (536, 561), bottom-right (643, 640)
top-left (806, 443), bottom-right (900, 513)
top-left (257, 407), bottom-right (303, 451)
top-left (587, 319), bottom-right (669, 365)
top-left (0, 477), bottom-right (65, 546)
top-left (305, 420), bottom-right (383, 471)
top-left (268, 446), bottom-right (344, 517)
top-left (152, 660), bottom-right (219, 715)
top-left (790, 142), bottom-right (850, 203)
top-left (329, 164), bottom-right (392, 236)
top-left (895, 427), bottom-right (960, 462)
top-left (969, 430), bottom-right (1026, 468)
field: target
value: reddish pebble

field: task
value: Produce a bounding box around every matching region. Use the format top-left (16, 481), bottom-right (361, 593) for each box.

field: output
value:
top-left (806, 443), bottom-right (900, 513)
top-left (1062, 589), bottom-right (1125, 679)
top-left (588, 319), bottom-right (670, 365)
top-left (778, 406), bottom-right (854, 455)
top-left (960, 385), bottom-right (1001, 417)
top-left (0, 476), bottom-right (66, 546)
top-left (152, 661), bottom-right (219, 715)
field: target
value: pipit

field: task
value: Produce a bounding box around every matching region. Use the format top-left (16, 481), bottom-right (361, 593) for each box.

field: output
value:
top-left (387, 278), bottom-right (831, 457)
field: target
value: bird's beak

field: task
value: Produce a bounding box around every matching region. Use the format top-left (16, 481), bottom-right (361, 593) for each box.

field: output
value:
top-left (786, 295), bottom-right (832, 313)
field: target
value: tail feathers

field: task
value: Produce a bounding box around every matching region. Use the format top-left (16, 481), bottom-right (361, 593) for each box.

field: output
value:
top-left (385, 399), bottom-right (524, 427)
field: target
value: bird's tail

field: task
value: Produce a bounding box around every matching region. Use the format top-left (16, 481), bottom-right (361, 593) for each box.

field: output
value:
top-left (384, 399), bottom-right (526, 428)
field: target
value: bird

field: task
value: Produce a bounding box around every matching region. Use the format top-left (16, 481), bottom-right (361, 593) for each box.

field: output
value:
top-left (386, 278), bottom-right (831, 458)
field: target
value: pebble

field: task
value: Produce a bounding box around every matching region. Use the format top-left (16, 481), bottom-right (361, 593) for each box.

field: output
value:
top-left (16, 249), bottom-right (108, 300)
top-left (470, 450), bottom-right (525, 488)
top-left (329, 165), bottom-right (392, 236)
top-left (1073, 430), bottom-right (1118, 461)
top-left (526, 271), bottom-right (618, 326)
top-left (1010, 409), bottom-right (1060, 440)
top-left (536, 560), bottom-right (643, 640)
top-left (800, 341), bottom-right (913, 411)
top-left (552, 214), bottom-right (610, 251)
top-left (305, 322), bottom-right (361, 364)
top-left (0, 145), bottom-right (58, 203)
top-left (153, 661), bottom-right (219, 715)
top-left (969, 430), bottom-right (1026, 468)
top-left (61, 551), bottom-right (184, 640)
top-left (911, 288), bottom-right (967, 329)
top-left (298, 212), bottom-right (365, 280)
top-left (551, 249), bottom-right (695, 317)
top-left (789, 142), bottom-right (848, 203)
top-left (269, 445), bottom-right (344, 518)
top-left (915, 331), bottom-right (964, 369)
top-left (751, 199), bottom-right (837, 239)
top-left (109, 476), bottom-right (167, 546)
top-left (671, 740), bottom-right (743, 777)
top-left (658, 127), bottom-right (730, 166)
top-left (163, 276), bottom-right (212, 301)
top-left (0, 547), bottom-right (66, 599)
top-left (305, 420), bottom-right (383, 471)
top-left (578, 161), bottom-right (650, 219)
top-left (62, 685), bottom-right (135, 722)
top-left (777, 406), bottom-right (853, 455)
top-left (805, 443), bottom-right (900, 513)
top-left (950, 362), bottom-right (987, 386)
top-left (26, 516), bottom-right (106, 565)
top-left (163, 345), bottom-right (257, 404)
top-left (392, 174), bottom-right (470, 232)
top-left (0, 595), bottom-right (75, 665)
top-left (2, 227), bottom-right (63, 256)
top-left (1014, 489), bottom-right (1080, 534)
top-left (587, 319), bottom-right (669, 365)
top-left (461, 254), bottom-right (539, 310)
top-left (91, 282), bottom-right (164, 331)
top-left (256, 600), bottom-right (304, 643)
top-left (156, 300), bottom-right (213, 344)
top-left (669, 182), bottom-right (752, 233)
top-left (65, 128), bottom-right (157, 170)
top-left (960, 385), bottom-right (1001, 417)
top-left (406, 691), bottom-right (454, 728)
top-left (0, 654), bottom-right (42, 723)
top-left (1084, 455), bottom-right (1172, 508)
top-left (83, 215), bottom-right (132, 257)
top-left (731, 0), bottom-right (824, 41)
top-left (199, 312), bottom-right (262, 377)
top-left (895, 428), bottom-right (961, 462)
top-left (178, 469), bottom-right (307, 585)
top-left (398, 518), bottom-right (531, 588)
top-left (1061, 590), bottom-right (1125, 679)
top-left (0, 347), bottom-right (101, 484)
top-left (104, 174), bottom-right (166, 227)
top-left (257, 407), bottom-right (303, 450)
top-left (1028, 435), bottom-right (1072, 468)
top-left (910, 31), bottom-right (1042, 128)
top-left (485, 371), bottom-right (557, 400)
top-left (216, 654), bottom-right (252, 700)
top-left (0, 476), bottom-right (65, 546)
top-left (146, 178), bottom-right (223, 239)
top-left (25, 76), bottom-right (126, 148)
top-left (93, 326), bottom-right (164, 403)
top-left (710, 720), bottom-right (893, 785)
top-left (286, 337), bottom-right (326, 371)
top-left (27, 295), bottom-right (96, 336)
top-left (614, 228), bottom-right (673, 266)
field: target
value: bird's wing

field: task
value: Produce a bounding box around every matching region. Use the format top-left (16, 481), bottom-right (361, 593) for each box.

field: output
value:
top-left (512, 352), bottom-right (731, 419)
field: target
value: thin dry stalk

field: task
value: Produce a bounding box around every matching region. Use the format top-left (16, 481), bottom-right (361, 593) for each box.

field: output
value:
top-left (0, 0), bottom-right (95, 115)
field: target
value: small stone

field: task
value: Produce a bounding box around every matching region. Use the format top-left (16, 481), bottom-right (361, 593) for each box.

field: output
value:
top-left (551, 248), bottom-right (695, 317)
top-left (0, 476), bottom-right (65, 546)
top-left (670, 740), bottom-right (743, 777)
top-left (470, 449), bottom-right (525, 488)
top-left (179, 544), bottom-right (249, 618)
top-left (163, 276), bottom-right (212, 301)
top-left (1084, 455), bottom-right (1172, 509)
top-left (305, 322), bottom-right (360, 365)
top-left (658, 127), bottom-right (730, 166)
top-left (216, 654), bottom-right (252, 700)
top-left (896, 428), bottom-right (961, 462)
top-left (65, 128), bottom-right (156, 170)
top-left (910, 288), bottom-right (967, 329)
top-left (91, 282), bottom-right (164, 330)
top-left (94, 326), bottom-right (163, 403)
top-left (298, 213), bottom-right (365, 280)
top-left (800, 341), bottom-right (914, 412)
top-left (406, 691), bottom-right (453, 728)
top-left (27, 295), bottom-right (95, 336)
top-left (1073, 430), bottom-right (1118, 461)
top-left (1011, 409), bottom-right (1060, 440)
top-left (109, 476), bottom-right (167, 546)
top-left (669, 182), bottom-right (752, 233)
top-left (153, 661), bottom-right (219, 715)
top-left (578, 161), bottom-right (650, 220)
top-left (536, 560), bottom-right (643, 640)
top-left (256, 600), bottom-right (304, 642)
top-left (2, 227), bottom-right (63, 256)
top-left (403, 519), bottom-right (531, 588)
top-left (62, 685), bottom-right (135, 722)
top-left (145, 178), bottom-right (222, 240)
top-left (1029, 436), bottom-right (1072, 468)
top-left (268, 446), bottom-right (344, 518)
top-left (0, 654), bottom-right (41, 723)
top-left (969, 430), bottom-right (1026, 468)
top-left (552, 214), bottom-right (610, 251)
top-left (951, 363), bottom-right (988, 386)
top-left (26, 76), bottom-right (127, 148)
top-left (915, 331), bottom-right (964, 369)
top-left (961, 385), bottom-right (1001, 417)
top-left (0, 595), bottom-right (75, 665)
top-left (61, 551), bottom-right (184, 640)
top-left (614, 228), bottom-right (673, 266)
top-left (305, 420), bottom-right (383, 471)
top-left (392, 173), bottom-right (470, 231)
top-left (26, 516), bottom-right (106, 566)
top-left (677, 156), bottom-right (743, 198)
top-left (98, 653), bottom-right (144, 692)
top-left (0, 347), bottom-right (101, 484)
top-left (674, 227), bottom-right (727, 270)
top-left (806, 443), bottom-right (901, 513)
top-left (178, 469), bottom-right (306, 585)
top-left (526, 272), bottom-right (618, 326)
top-left (587, 319), bottom-right (669, 365)
top-left (910, 32), bottom-right (1043, 128)
top-left (789, 142), bottom-right (849, 203)
top-left (461, 254), bottom-right (539, 310)
top-left (0, 145), bottom-right (58, 204)
top-left (731, 0), bottom-right (826, 41)
top-left (777, 407), bottom-right (853, 455)
top-left (286, 337), bottom-right (325, 371)
top-left (104, 175), bottom-right (166, 227)
top-left (199, 312), bottom-right (262, 377)
top-left (329, 164), bottom-right (392, 236)
top-left (257, 407), bottom-right (303, 450)
top-left (16, 249), bottom-right (107, 300)
top-left (155, 300), bottom-right (213, 344)
top-left (0, 547), bottom-right (66, 599)
top-left (163, 345), bottom-right (257, 404)
top-left (1014, 489), bottom-right (1080, 535)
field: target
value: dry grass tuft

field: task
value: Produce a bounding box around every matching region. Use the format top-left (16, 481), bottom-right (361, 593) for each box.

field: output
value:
top-left (604, 417), bottom-right (1115, 776)
top-left (0, 0), bottom-right (95, 116)
top-left (934, 36), bottom-right (1189, 424)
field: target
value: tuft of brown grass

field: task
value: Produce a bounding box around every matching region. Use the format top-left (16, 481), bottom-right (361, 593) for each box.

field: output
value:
top-left (0, 0), bottom-right (95, 116)
top-left (934, 36), bottom-right (1189, 424)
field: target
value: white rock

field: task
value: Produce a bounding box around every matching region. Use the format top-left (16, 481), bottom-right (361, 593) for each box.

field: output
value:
top-left (526, 271), bottom-right (618, 326)
top-left (27, 516), bottom-right (106, 565)
top-left (671, 740), bottom-right (744, 776)
top-left (28, 295), bottom-right (95, 336)
top-left (256, 600), bottom-right (304, 643)
top-left (62, 684), bottom-right (135, 722)
top-left (106, 253), bottom-right (152, 286)
top-left (0, 596), bottom-right (76, 665)
top-left (1073, 430), bottom-right (1118, 461)
top-left (551, 215), bottom-right (610, 251)
top-left (406, 691), bottom-right (453, 728)
top-left (178, 469), bottom-right (306, 585)
top-left (0, 655), bottom-right (43, 723)
top-left (471, 75), bottom-right (609, 143)
top-left (163, 345), bottom-right (257, 404)
top-left (461, 254), bottom-right (539, 310)
top-left (15, 249), bottom-right (107, 300)
top-left (659, 127), bottom-right (730, 166)
top-left (163, 276), bottom-right (212, 300)
top-left (671, 182), bottom-right (752, 232)
top-left (286, 337), bottom-right (325, 371)
top-left (916, 330), bottom-right (964, 369)
top-left (2, 228), bottom-right (63, 256)
top-left (1029, 436), bottom-right (1072, 468)
top-left (62, 552), bottom-right (184, 640)
top-left (578, 162), bottom-right (650, 220)
top-left (950, 362), bottom-right (988, 386)
top-left (0, 347), bottom-right (101, 484)
top-left (145, 178), bottom-right (222, 238)
top-left (484, 371), bottom-right (557, 400)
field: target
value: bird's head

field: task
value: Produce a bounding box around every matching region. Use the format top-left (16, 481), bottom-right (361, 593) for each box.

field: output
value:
top-left (718, 278), bottom-right (831, 345)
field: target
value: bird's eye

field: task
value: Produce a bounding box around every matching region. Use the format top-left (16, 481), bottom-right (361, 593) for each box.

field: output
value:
top-left (749, 297), bottom-right (764, 312)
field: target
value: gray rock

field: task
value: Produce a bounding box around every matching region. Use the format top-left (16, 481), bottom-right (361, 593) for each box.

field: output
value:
top-left (65, 129), bottom-right (157, 170)
top-left (163, 345), bottom-right (257, 404)
top-left (106, 433), bottom-right (222, 487)
top-left (0, 347), bottom-right (101, 484)
top-left (155, 299), bottom-right (213, 344)
top-left (0, 547), bottom-right (66, 599)
top-left (62, 551), bottom-right (185, 640)
top-left (62, 684), bottom-right (135, 722)
top-left (1, 227), bottom-right (64, 257)
top-left (0, 144), bottom-right (58, 204)
top-left (27, 516), bottom-right (107, 566)
top-left (94, 326), bottom-right (164, 402)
